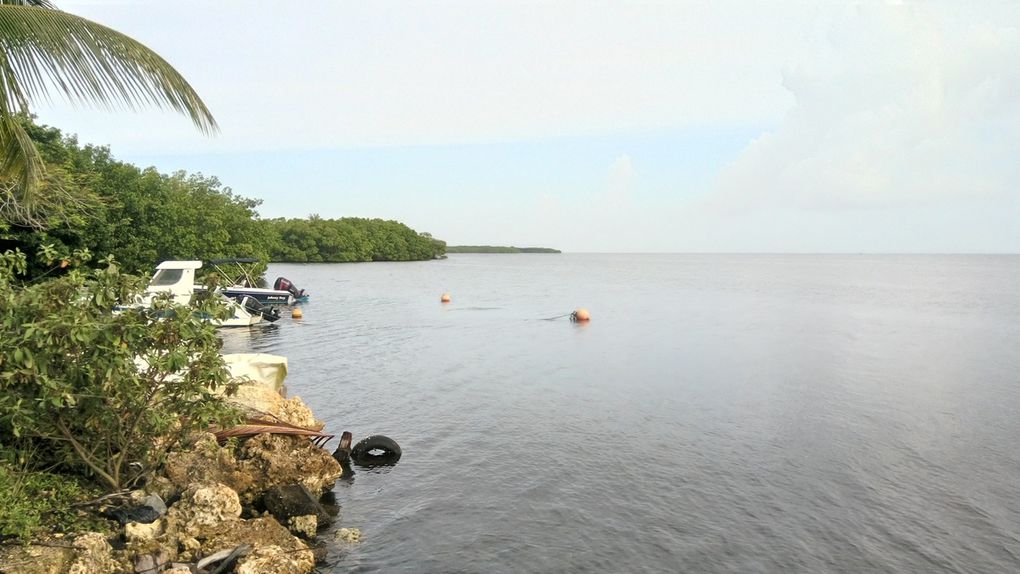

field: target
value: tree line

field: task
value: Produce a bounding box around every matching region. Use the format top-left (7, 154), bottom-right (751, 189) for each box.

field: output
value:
top-left (446, 245), bottom-right (560, 253)
top-left (0, 120), bottom-right (446, 280)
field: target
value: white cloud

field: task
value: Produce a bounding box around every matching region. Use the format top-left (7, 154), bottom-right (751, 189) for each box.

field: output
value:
top-left (710, 2), bottom-right (1020, 211)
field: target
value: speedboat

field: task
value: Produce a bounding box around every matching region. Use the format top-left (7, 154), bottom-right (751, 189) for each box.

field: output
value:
top-left (209, 258), bottom-right (309, 305)
top-left (144, 260), bottom-right (280, 327)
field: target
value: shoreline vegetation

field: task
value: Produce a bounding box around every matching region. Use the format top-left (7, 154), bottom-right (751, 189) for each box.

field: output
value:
top-left (446, 245), bottom-right (561, 253)
top-left (1, 120), bottom-right (446, 282)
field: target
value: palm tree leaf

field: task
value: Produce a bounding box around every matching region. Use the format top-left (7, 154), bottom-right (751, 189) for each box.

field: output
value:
top-left (0, 113), bottom-right (43, 199)
top-left (0, 6), bottom-right (217, 133)
top-left (0, 2), bottom-right (57, 8)
top-left (213, 418), bottom-right (336, 448)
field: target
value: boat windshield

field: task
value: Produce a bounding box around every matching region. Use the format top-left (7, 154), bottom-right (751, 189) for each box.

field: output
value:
top-left (150, 269), bottom-right (184, 286)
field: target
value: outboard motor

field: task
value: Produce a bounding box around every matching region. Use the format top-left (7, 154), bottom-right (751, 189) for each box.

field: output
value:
top-left (242, 296), bottom-right (281, 322)
top-left (273, 277), bottom-right (308, 300)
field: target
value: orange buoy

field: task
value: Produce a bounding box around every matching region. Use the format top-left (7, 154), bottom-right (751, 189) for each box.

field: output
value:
top-left (291, 307), bottom-right (303, 319)
top-left (440, 292), bottom-right (451, 303)
top-left (571, 308), bottom-right (591, 322)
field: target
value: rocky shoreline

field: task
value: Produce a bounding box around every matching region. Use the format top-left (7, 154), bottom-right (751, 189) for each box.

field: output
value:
top-left (1, 354), bottom-right (353, 574)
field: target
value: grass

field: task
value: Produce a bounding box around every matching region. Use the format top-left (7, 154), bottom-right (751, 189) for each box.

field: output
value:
top-left (0, 453), bottom-right (111, 542)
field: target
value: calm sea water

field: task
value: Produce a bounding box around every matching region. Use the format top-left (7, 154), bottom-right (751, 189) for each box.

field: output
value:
top-left (219, 254), bottom-right (1020, 573)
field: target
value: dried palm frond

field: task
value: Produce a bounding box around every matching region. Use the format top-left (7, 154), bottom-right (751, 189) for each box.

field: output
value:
top-left (213, 418), bottom-right (335, 448)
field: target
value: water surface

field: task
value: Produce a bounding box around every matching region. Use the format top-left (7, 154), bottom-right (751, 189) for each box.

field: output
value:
top-left (220, 254), bottom-right (1020, 573)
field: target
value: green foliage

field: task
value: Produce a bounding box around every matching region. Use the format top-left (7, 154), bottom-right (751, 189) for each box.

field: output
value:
top-left (0, 248), bottom-right (241, 492)
top-left (263, 217), bottom-right (446, 262)
top-left (445, 245), bottom-right (560, 253)
top-left (1, 120), bottom-right (447, 278)
top-left (0, 448), bottom-right (108, 542)
top-left (2, 120), bottom-right (274, 278)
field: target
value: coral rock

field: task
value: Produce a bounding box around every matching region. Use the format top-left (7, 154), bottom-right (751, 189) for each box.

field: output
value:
top-left (163, 434), bottom-right (253, 500)
top-left (287, 515), bottom-right (318, 539)
top-left (165, 483), bottom-right (242, 534)
top-left (0, 544), bottom-right (74, 574)
top-left (335, 527), bottom-right (362, 544)
top-left (236, 544), bottom-right (315, 574)
top-left (195, 517), bottom-right (313, 572)
top-left (68, 533), bottom-right (117, 574)
top-left (125, 519), bottom-right (163, 543)
top-left (237, 434), bottom-right (342, 498)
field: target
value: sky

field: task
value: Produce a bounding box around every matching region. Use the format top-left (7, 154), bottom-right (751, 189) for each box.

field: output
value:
top-left (35, 1), bottom-right (1020, 253)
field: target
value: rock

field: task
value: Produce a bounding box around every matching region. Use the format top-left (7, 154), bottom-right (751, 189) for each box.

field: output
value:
top-left (180, 537), bottom-right (202, 555)
top-left (140, 494), bottom-right (168, 517)
top-left (162, 433), bottom-right (340, 506)
top-left (196, 544), bottom-right (250, 574)
top-left (0, 544), bottom-right (74, 574)
top-left (132, 549), bottom-right (170, 574)
top-left (237, 435), bottom-right (342, 500)
top-left (163, 434), bottom-right (254, 501)
top-left (262, 484), bottom-right (331, 526)
top-left (166, 567), bottom-right (193, 574)
top-left (335, 527), bottom-right (362, 544)
top-left (236, 544), bottom-right (314, 574)
top-left (143, 475), bottom-right (178, 503)
top-left (192, 517), bottom-right (312, 572)
top-left (125, 519), bottom-right (163, 543)
top-left (164, 483), bottom-right (242, 534)
top-left (68, 533), bottom-right (118, 574)
top-left (287, 515), bottom-right (318, 539)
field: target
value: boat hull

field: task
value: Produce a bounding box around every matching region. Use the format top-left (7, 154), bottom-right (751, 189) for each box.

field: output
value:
top-left (222, 287), bottom-right (294, 305)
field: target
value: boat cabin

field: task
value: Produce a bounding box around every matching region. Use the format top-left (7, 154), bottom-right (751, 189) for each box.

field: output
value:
top-left (146, 260), bottom-right (202, 305)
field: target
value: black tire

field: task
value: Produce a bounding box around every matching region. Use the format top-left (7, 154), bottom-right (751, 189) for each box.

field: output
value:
top-left (350, 435), bottom-right (401, 466)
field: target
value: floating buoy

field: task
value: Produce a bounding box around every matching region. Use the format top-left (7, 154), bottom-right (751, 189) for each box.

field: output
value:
top-left (570, 308), bottom-right (591, 322)
top-left (291, 307), bottom-right (303, 319)
top-left (440, 292), bottom-right (451, 303)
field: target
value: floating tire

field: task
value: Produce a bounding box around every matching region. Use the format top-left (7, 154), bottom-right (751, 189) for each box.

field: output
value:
top-left (350, 435), bottom-right (401, 466)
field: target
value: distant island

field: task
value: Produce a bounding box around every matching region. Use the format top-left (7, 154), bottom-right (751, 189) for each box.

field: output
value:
top-left (446, 245), bottom-right (561, 254)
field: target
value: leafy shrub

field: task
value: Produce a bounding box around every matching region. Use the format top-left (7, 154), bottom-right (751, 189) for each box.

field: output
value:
top-left (0, 248), bottom-right (242, 492)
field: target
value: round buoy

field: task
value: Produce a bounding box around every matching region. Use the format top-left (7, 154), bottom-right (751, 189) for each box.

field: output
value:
top-left (570, 308), bottom-right (591, 322)
top-left (440, 292), bottom-right (451, 303)
top-left (291, 307), bottom-right (303, 319)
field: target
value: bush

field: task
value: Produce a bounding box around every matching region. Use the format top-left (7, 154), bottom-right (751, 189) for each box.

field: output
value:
top-left (0, 248), bottom-right (242, 492)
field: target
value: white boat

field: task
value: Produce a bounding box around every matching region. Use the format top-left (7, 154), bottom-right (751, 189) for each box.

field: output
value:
top-left (144, 260), bottom-right (280, 327)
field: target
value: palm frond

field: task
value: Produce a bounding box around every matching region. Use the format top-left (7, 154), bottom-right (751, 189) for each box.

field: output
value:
top-left (213, 418), bottom-right (335, 448)
top-left (0, 113), bottom-right (40, 193)
top-left (0, 1), bottom-right (57, 8)
top-left (0, 6), bottom-right (217, 133)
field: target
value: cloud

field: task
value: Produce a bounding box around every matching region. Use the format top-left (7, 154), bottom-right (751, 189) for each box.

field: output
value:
top-left (710, 2), bottom-right (1020, 212)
